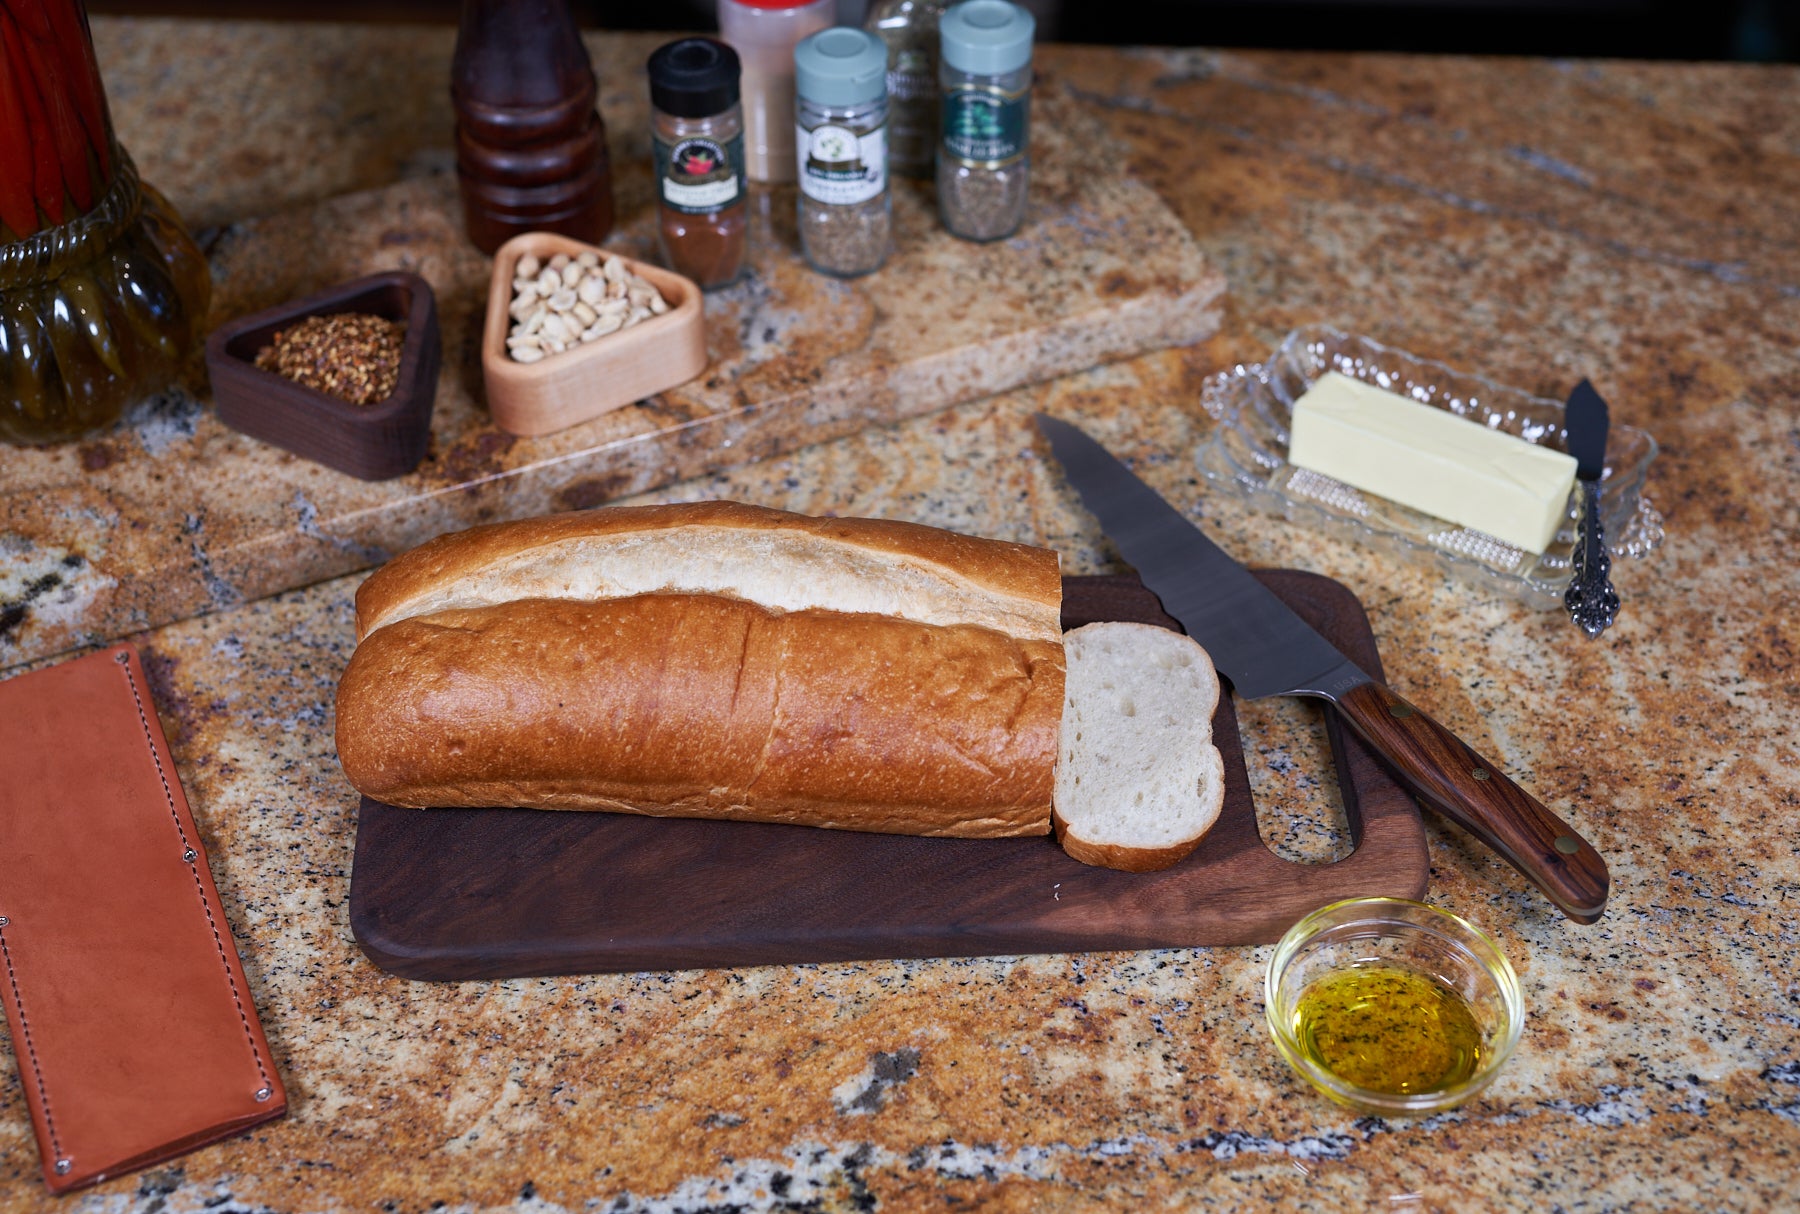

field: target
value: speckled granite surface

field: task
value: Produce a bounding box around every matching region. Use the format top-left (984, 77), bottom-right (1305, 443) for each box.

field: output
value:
top-left (0, 28), bottom-right (1221, 670)
top-left (1, 19), bottom-right (1798, 1213)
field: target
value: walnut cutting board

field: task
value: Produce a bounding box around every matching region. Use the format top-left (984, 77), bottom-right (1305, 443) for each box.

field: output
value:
top-left (348, 571), bottom-right (1427, 980)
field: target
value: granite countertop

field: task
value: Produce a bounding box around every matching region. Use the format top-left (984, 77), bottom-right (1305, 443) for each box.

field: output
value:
top-left (2, 18), bottom-right (1798, 1213)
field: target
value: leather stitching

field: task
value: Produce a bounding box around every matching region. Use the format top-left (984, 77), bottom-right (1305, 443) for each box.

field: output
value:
top-left (118, 649), bottom-right (275, 1094)
top-left (0, 925), bottom-right (65, 1164)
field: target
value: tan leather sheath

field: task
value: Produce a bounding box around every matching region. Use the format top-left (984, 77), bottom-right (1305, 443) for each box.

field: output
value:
top-left (0, 645), bottom-right (286, 1194)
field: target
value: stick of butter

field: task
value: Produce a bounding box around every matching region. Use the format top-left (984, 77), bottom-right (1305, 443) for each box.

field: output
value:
top-left (1287, 371), bottom-right (1578, 555)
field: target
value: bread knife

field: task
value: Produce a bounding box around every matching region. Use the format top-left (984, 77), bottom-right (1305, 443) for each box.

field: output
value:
top-left (1563, 379), bottom-right (1621, 639)
top-left (1035, 413), bottom-right (1609, 924)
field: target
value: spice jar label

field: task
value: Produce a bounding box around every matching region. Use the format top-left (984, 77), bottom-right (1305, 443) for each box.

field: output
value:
top-left (942, 85), bottom-right (1028, 169)
top-left (797, 123), bottom-right (888, 206)
top-left (888, 50), bottom-right (934, 102)
top-left (656, 135), bottom-right (746, 215)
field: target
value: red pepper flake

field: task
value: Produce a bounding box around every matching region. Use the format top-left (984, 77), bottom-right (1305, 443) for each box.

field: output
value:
top-left (254, 312), bottom-right (406, 406)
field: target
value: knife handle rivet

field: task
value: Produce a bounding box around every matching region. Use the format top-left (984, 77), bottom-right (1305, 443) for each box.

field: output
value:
top-left (1387, 703), bottom-right (1414, 719)
top-left (1554, 835), bottom-right (1581, 855)
top-left (1470, 768), bottom-right (1489, 781)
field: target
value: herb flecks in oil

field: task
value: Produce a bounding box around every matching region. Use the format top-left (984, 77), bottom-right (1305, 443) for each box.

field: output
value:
top-left (1294, 966), bottom-right (1483, 1095)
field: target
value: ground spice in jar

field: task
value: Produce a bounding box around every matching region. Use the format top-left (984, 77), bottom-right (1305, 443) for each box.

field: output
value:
top-left (254, 313), bottom-right (406, 406)
top-left (648, 38), bottom-right (749, 289)
top-left (937, 0), bottom-right (1034, 242)
top-left (794, 28), bottom-right (892, 278)
top-left (865, 0), bottom-right (946, 178)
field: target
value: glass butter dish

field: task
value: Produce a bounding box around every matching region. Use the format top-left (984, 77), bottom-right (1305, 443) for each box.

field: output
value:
top-left (1197, 326), bottom-right (1663, 609)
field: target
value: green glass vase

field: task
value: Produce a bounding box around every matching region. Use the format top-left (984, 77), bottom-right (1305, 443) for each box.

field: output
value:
top-left (0, 0), bottom-right (210, 445)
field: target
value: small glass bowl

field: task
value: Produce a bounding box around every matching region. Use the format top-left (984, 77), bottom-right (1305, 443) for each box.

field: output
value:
top-left (1265, 897), bottom-right (1523, 1116)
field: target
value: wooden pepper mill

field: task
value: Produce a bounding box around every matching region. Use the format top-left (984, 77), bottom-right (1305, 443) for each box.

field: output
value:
top-left (451, 0), bottom-right (615, 254)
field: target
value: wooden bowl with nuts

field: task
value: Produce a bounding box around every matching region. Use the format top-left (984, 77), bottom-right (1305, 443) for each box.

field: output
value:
top-left (206, 270), bottom-right (441, 481)
top-left (482, 232), bottom-right (706, 437)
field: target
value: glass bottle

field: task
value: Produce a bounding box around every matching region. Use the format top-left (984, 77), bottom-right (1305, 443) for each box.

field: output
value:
top-left (451, 0), bottom-right (614, 254)
top-left (864, 0), bottom-right (946, 178)
top-left (937, 0), bottom-right (1034, 242)
top-left (0, 0), bottom-right (211, 446)
top-left (795, 27), bottom-right (891, 278)
top-left (648, 38), bottom-right (748, 289)
top-left (716, 0), bottom-right (834, 184)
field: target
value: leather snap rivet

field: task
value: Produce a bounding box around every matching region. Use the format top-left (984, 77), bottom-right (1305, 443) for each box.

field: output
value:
top-left (183, 848), bottom-right (198, 863)
top-left (255, 1086), bottom-right (273, 1102)
top-left (54, 1160), bottom-right (71, 1175)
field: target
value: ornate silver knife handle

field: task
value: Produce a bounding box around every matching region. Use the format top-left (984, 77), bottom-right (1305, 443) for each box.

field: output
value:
top-left (1564, 480), bottom-right (1620, 638)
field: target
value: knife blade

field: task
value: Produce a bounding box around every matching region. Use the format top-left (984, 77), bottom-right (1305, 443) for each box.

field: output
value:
top-left (1035, 413), bottom-right (1609, 924)
top-left (1563, 379), bottom-right (1620, 639)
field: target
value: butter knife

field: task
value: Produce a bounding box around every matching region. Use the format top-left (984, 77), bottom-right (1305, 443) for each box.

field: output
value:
top-left (1563, 380), bottom-right (1620, 638)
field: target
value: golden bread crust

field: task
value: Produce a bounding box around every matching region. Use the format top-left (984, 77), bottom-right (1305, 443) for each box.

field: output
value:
top-left (354, 501), bottom-right (1064, 642)
top-left (336, 593), bottom-right (1063, 838)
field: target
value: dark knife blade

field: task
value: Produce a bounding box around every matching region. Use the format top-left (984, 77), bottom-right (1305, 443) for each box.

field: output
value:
top-left (1036, 413), bottom-right (1609, 923)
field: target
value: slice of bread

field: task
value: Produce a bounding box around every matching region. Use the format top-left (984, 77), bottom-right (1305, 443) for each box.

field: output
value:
top-left (1053, 621), bottom-right (1226, 872)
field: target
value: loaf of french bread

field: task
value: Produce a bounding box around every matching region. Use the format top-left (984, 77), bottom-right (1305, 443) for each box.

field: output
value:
top-left (334, 501), bottom-right (1066, 838)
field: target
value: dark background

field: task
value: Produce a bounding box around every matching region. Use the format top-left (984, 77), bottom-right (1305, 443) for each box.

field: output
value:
top-left (85, 0), bottom-right (1799, 61)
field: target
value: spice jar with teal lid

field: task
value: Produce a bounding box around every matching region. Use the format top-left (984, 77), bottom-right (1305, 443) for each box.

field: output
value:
top-left (795, 27), bottom-right (892, 278)
top-left (937, 0), bottom-right (1034, 242)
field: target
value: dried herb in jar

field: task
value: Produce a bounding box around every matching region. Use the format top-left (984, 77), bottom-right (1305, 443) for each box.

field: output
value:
top-left (794, 28), bottom-right (892, 278)
top-left (255, 313), bottom-right (405, 406)
top-left (864, 0), bottom-right (947, 178)
top-left (937, 0), bottom-right (1034, 243)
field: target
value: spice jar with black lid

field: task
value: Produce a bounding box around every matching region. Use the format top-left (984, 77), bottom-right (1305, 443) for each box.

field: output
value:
top-left (649, 38), bottom-right (749, 289)
top-left (937, 0), bottom-right (1035, 242)
top-left (795, 27), bottom-right (892, 278)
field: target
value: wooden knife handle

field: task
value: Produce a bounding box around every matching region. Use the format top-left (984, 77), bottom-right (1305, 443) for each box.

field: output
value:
top-left (1334, 681), bottom-right (1609, 923)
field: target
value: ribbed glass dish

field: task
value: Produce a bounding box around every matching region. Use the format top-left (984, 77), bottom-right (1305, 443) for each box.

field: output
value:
top-left (1197, 325), bottom-right (1663, 610)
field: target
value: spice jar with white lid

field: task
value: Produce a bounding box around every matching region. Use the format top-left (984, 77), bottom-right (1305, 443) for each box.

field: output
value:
top-left (937, 0), bottom-right (1034, 242)
top-left (795, 27), bottom-right (892, 278)
top-left (717, 0), bottom-right (835, 183)
top-left (648, 37), bottom-right (749, 289)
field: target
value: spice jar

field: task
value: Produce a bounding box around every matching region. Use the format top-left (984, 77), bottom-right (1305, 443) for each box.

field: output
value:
top-left (648, 38), bottom-right (748, 289)
top-left (937, 0), bottom-right (1035, 242)
top-left (717, 0), bottom-right (835, 184)
top-left (864, 0), bottom-right (947, 178)
top-left (795, 27), bottom-right (892, 279)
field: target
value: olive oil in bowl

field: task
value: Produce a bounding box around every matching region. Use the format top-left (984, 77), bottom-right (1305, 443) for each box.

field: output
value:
top-left (1265, 898), bottom-right (1523, 1115)
top-left (1291, 965), bottom-right (1483, 1096)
